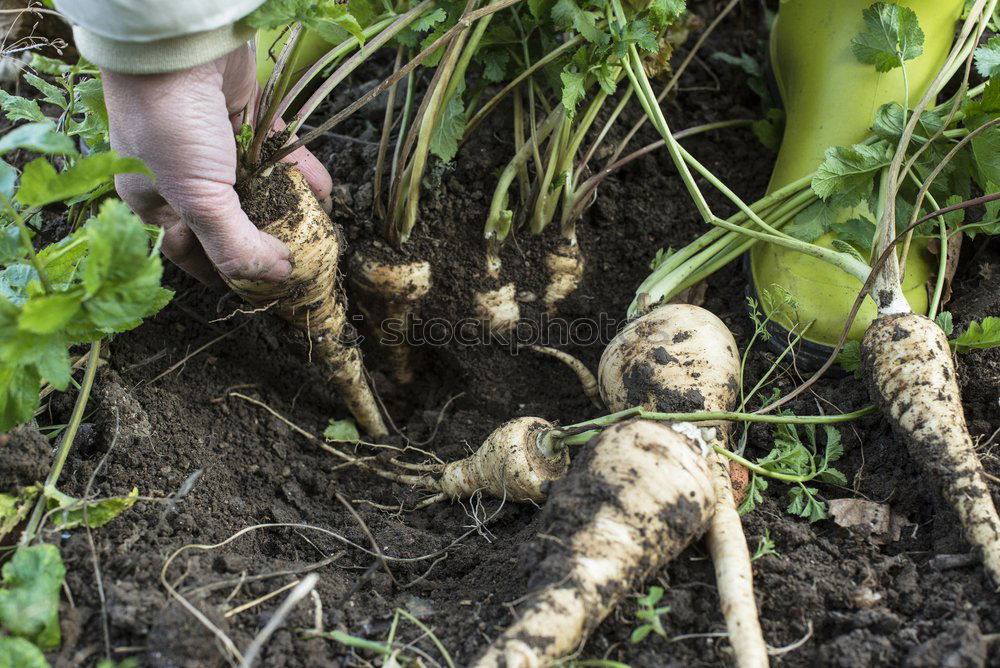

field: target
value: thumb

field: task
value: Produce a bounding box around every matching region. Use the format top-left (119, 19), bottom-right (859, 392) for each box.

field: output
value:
top-left (271, 118), bottom-right (333, 212)
top-left (176, 182), bottom-right (292, 283)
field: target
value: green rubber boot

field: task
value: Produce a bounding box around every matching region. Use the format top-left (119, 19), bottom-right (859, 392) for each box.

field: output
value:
top-left (750, 0), bottom-right (964, 349)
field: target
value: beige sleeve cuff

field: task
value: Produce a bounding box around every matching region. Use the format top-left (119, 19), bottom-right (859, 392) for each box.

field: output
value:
top-left (72, 23), bottom-right (257, 74)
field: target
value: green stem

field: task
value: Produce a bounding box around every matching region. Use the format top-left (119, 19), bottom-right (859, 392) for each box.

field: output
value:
top-left (712, 446), bottom-right (817, 483)
top-left (628, 175), bottom-right (813, 315)
top-left (648, 188), bottom-right (815, 306)
top-left (743, 322), bottom-right (812, 410)
top-left (463, 36), bottom-right (584, 140)
top-left (399, 20), bottom-right (472, 242)
top-left (555, 404), bottom-right (875, 446)
top-left (1, 196), bottom-right (51, 292)
top-left (21, 341), bottom-right (102, 546)
top-left (563, 119), bottom-right (754, 233)
top-left (485, 107), bottom-right (562, 241)
top-left (708, 207), bottom-right (870, 283)
top-left (620, 40), bottom-right (714, 222)
top-left (284, 9), bottom-right (425, 137)
top-left (675, 193), bottom-right (813, 297)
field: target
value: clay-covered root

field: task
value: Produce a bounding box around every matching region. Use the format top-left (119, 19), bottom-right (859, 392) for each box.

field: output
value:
top-left (542, 239), bottom-right (584, 315)
top-left (350, 254), bottom-right (432, 385)
top-left (473, 419), bottom-right (716, 668)
top-left (862, 312), bottom-right (1000, 587)
top-left (227, 167), bottom-right (387, 437)
top-left (438, 417), bottom-right (568, 503)
top-left (599, 303), bottom-right (768, 668)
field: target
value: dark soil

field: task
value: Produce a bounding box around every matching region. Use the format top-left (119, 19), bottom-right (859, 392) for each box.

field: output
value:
top-left (7, 3), bottom-right (1000, 667)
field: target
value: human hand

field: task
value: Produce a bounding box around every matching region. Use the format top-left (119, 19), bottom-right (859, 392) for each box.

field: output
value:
top-left (102, 44), bottom-right (333, 287)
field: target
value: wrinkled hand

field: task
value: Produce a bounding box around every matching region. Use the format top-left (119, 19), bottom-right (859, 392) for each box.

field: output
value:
top-left (103, 44), bottom-right (333, 287)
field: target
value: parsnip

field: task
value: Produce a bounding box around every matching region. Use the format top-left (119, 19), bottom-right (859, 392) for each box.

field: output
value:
top-left (227, 167), bottom-right (387, 437)
top-left (439, 417), bottom-right (568, 503)
top-left (474, 419), bottom-right (716, 668)
top-left (542, 240), bottom-right (584, 315)
top-left (599, 303), bottom-right (768, 668)
top-left (350, 254), bottom-right (432, 385)
top-left (474, 283), bottom-right (520, 333)
top-left (862, 312), bottom-right (1000, 587)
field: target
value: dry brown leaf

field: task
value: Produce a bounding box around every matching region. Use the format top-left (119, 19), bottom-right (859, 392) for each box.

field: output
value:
top-left (828, 498), bottom-right (907, 544)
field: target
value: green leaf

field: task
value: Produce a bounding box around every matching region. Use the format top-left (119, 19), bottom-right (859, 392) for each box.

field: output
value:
top-left (737, 473), bottom-right (767, 515)
top-left (630, 624), bottom-right (653, 643)
top-left (0, 363), bottom-right (42, 434)
top-left (822, 425), bottom-right (844, 463)
top-left (236, 123), bottom-right (254, 155)
top-left (648, 0), bottom-right (685, 29)
top-left (851, 2), bottom-right (924, 72)
top-left (836, 341), bottom-right (862, 375)
top-left (618, 19), bottom-right (658, 55)
top-left (971, 125), bottom-right (1000, 187)
top-left (0, 123), bottom-right (76, 156)
top-left (245, 0), bottom-right (364, 44)
top-left (68, 77), bottom-right (110, 149)
top-left (711, 51), bottom-right (762, 78)
top-left (19, 292), bottom-right (83, 334)
top-left (480, 49), bottom-right (509, 83)
top-left (0, 159), bottom-right (16, 200)
top-left (974, 35), bottom-right (1000, 78)
top-left (17, 152), bottom-right (150, 207)
top-left (396, 7), bottom-right (447, 47)
top-left (324, 418), bottom-right (360, 442)
top-left (951, 317), bottom-right (1000, 353)
top-left (785, 199), bottom-right (836, 242)
top-left (965, 186), bottom-right (1000, 238)
top-left (34, 344), bottom-right (71, 392)
top-left (76, 200), bottom-right (171, 334)
top-left (787, 485), bottom-right (828, 523)
top-left (872, 102), bottom-right (944, 145)
top-left (0, 265), bottom-right (38, 305)
top-left (812, 143), bottom-right (889, 205)
top-left (29, 53), bottom-right (72, 75)
top-left (23, 73), bottom-right (67, 109)
top-left (832, 217), bottom-right (877, 253)
top-left (638, 586), bottom-right (663, 606)
top-left (45, 487), bottom-right (139, 529)
top-left (935, 311), bottom-right (954, 336)
top-left (552, 0), bottom-right (607, 45)
top-left (244, 0), bottom-right (315, 27)
top-left (817, 467), bottom-right (848, 486)
top-left (560, 67), bottom-right (587, 117)
top-left (0, 224), bottom-right (21, 264)
top-left (752, 108), bottom-right (785, 152)
top-left (0, 635), bottom-right (49, 668)
top-left (962, 77), bottom-right (1000, 121)
top-left (304, 3), bottom-right (365, 45)
top-left (0, 544), bottom-right (65, 649)
top-left (0, 90), bottom-right (48, 124)
top-left (0, 488), bottom-right (39, 542)
top-left (429, 92), bottom-right (467, 163)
